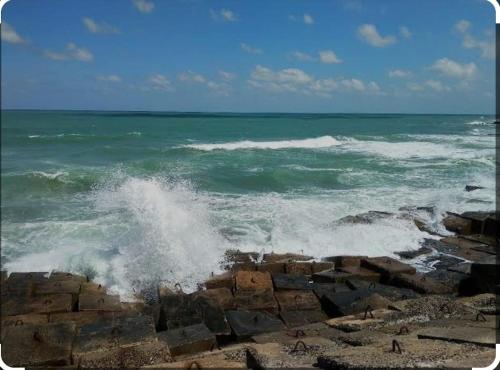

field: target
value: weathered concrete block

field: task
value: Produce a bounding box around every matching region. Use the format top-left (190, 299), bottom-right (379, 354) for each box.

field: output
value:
top-left (224, 249), bottom-right (259, 264)
top-left (230, 262), bottom-right (256, 272)
top-left (73, 315), bottom-right (157, 361)
top-left (158, 323), bottom-right (216, 357)
top-left (252, 322), bottom-right (344, 344)
top-left (34, 280), bottom-right (81, 305)
top-left (257, 262), bottom-right (286, 274)
top-left (286, 262), bottom-right (313, 275)
top-left (204, 272), bottom-right (234, 290)
top-left (311, 261), bottom-right (335, 273)
top-left (312, 283), bottom-right (351, 300)
top-left (48, 311), bottom-right (120, 328)
top-left (321, 289), bottom-right (391, 317)
top-left (391, 273), bottom-right (453, 294)
top-left (77, 341), bottom-right (172, 368)
top-left (274, 290), bottom-right (321, 311)
top-left (235, 270), bottom-right (273, 291)
top-left (279, 310), bottom-right (328, 328)
top-left (195, 287), bottom-right (235, 310)
top-left (326, 309), bottom-right (403, 332)
top-left (4, 272), bottom-right (48, 297)
top-left (272, 273), bottom-right (312, 290)
top-left (395, 246), bottom-right (433, 259)
top-left (160, 294), bottom-right (230, 335)
top-left (312, 270), bottom-right (352, 284)
top-left (425, 269), bottom-right (472, 294)
top-left (361, 256), bottom-right (416, 277)
top-left (226, 310), bottom-right (284, 339)
top-left (417, 326), bottom-right (495, 347)
top-left (263, 252), bottom-right (313, 263)
top-left (337, 266), bottom-right (381, 282)
top-left (79, 294), bottom-right (122, 312)
top-left (2, 322), bottom-right (75, 367)
top-left (470, 255), bottom-right (498, 293)
top-left (234, 289), bottom-right (278, 314)
top-left (80, 282), bottom-right (107, 295)
top-left (323, 255), bottom-right (367, 268)
top-left (345, 280), bottom-right (418, 300)
top-left (49, 271), bottom-right (87, 283)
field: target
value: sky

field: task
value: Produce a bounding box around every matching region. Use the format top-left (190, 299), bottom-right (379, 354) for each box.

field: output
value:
top-left (1, 0), bottom-right (496, 113)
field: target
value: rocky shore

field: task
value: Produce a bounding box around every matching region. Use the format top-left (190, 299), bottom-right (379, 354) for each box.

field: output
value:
top-left (1, 209), bottom-right (498, 368)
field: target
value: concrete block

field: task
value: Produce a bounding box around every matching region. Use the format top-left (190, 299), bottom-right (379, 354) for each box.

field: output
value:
top-left (234, 289), bottom-right (278, 314)
top-left (312, 270), bottom-right (352, 284)
top-left (204, 272), bottom-right (234, 290)
top-left (235, 270), bottom-right (273, 291)
top-left (361, 257), bottom-right (416, 277)
top-left (79, 294), bottom-right (122, 312)
top-left (257, 262), bottom-right (285, 274)
top-left (337, 266), bottom-right (381, 282)
top-left (279, 310), bottom-right (328, 328)
top-left (274, 290), bottom-right (321, 311)
top-left (226, 310), bottom-right (284, 339)
top-left (272, 273), bottom-right (312, 290)
top-left (285, 262), bottom-right (313, 275)
top-left (158, 323), bottom-right (216, 357)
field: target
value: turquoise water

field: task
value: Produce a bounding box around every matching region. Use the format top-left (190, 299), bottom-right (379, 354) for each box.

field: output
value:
top-left (1, 111), bottom-right (495, 296)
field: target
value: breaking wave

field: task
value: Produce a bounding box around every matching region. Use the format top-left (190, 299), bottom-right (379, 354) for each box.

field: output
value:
top-left (184, 136), bottom-right (342, 151)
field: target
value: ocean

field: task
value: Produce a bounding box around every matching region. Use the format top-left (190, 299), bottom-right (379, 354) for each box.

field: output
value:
top-left (1, 110), bottom-right (495, 298)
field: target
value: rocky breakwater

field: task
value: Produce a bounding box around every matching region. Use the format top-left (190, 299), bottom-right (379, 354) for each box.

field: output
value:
top-left (0, 209), bottom-right (498, 368)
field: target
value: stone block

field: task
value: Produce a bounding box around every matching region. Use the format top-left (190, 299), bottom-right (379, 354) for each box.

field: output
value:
top-left (204, 272), bottom-right (234, 290)
top-left (391, 273), bottom-right (453, 294)
top-left (311, 261), bottom-right (335, 273)
top-left (361, 256), bottom-right (416, 277)
top-left (230, 262), bottom-right (256, 272)
top-left (323, 255), bottom-right (367, 267)
top-left (345, 280), bottom-right (418, 300)
top-left (79, 294), bottom-right (122, 312)
top-left (312, 283), bottom-right (351, 300)
top-left (49, 272), bottom-right (87, 283)
top-left (274, 290), bottom-right (321, 311)
top-left (279, 310), bottom-right (328, 328)
top-left (321, 289), bottom-right (391, 317)
top-left (256, 262), bottom-right (286, 274)
top-left (272, 273), bottom-right (312, 290)
top-left (285, 262), bottom-right (313, 275)
top-left (234, 289), bottom-right (278, 314)
top-left (226, 310), bottom-right (284, 339)
top-left (235, 270), bottom-right (273, 291)
top-left (417, 326), bottom-right (495, 347)
top-left (263, 252), bottom-right (313, 263)
top-left (312, 270), bottom-right (352, 284)
top-left (195, 288), bottom-right (235, 310)
top-left (158, 323), bottom-right (216, 357)
top-left (337, 266), bottom-right (381, 282)
top-left (442, 213), bottom-right (473, 234)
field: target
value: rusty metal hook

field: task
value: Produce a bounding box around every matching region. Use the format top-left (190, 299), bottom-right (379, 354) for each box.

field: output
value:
top-left (392, 339), bottom-right (402, 354)
top-left (363, 305), bottom-right (374, 320)
top-left (291, 340), bottom-right (308, 353)
top-left (187, 361), bottom-right (202, 369)
top-left (397, 326), bottom-right (409, 335)
top-left (14, 319), bottom-right (23, 326)
top-left (476, 312), bottom-right (487, 322)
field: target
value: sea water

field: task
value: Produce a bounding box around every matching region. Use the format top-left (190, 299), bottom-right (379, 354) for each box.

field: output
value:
top-left (1, 111), bottom-right (495, 297)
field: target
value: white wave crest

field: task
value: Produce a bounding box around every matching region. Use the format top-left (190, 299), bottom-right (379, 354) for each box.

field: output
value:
top-left (185, 136), bottom-right (341, 151)
top-left (465, 120), bottom-right (494, 126)
top-left (32, 171), bottom-right (67, 180)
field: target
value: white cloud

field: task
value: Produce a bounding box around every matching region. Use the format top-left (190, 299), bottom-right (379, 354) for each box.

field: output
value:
top-left (455, 20), bottom-right (471, 34)
top-left (388, 69), bottom-right (411, 78)
top-left (97, 75), bottom-right (122, 83)
top-left (218, 70), bottom-right (236, 81)
top-left (425, 79), bottom-right (450, 92)
top-left (241, 43), bottom-right (262, 54)
top-left (133, 0), bottom-right (154, 14)
top-left (1, 23), bottom-right (25, 44)
top-left (303, 14), bottom-right (314, 25)
top-left (211, 8), bottom-right (238, 22)
top-left (358, 24), bottom-right (396, 47)
top-left (178, 71), bottom-right (206, 83)
top-left (148, 74), bottom-right (172, 90)
top-left (406, 82), bottom-right (423, 92)
top-left (44, 43), bottom-right (94, 62)
top-left (83, 17), bottom-right (120, 34)
top-left (399, 26), bottom-right (412, 38)
top-left (431, 58), bottom-right (477, 79)
top-left (248, 65), bottom-right (381, 97)
top-left (319, 50), bottom-right (342, 64)
top-left (292, 51), bottom-right (315, 62)
top-left (454, 20), bottom-right (494, 59)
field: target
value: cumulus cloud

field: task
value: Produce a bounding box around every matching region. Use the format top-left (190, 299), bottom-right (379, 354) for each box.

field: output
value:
top-left (44, 43), bottom-right (94, 62)
top-left (241, 43), bottom-right (262, 54)
top-left (83, 17), bottom-right (120, 34)
top-left (148, 74), bottom-right (172, 90)
top-left (358, 24), bottom-right (396, 47)
top-left (431, 58), bottom-right (477, 79)
top-left (292, 51), bottom-right (315, 62)
top-left (425, 79), bottom-right (450, 92)
top-left (399, 26), bottom-right (412, 38)
top-left (218, 70), bottom-right (236, 81)
top-left (406, 80), bottom-right (451, 93)
top-left (388, 69), bottom-right (411, 78)
top-left (178, 71), bottom-right (206, 83)
top-left (303, 14), bottom-right (314, 25)
top-left (248, 65), bottom-right (381, 97)
top-left (454, 19), bottom-right (494, 59)
top-left (319, 50), bottom-right (342, 64)
top-left (210, 8), bottom-right (238, 22)
top-left (1, 23), bottom-right (26, 44)
top-left (133, 0), bottom-right (154, 14)
top-left (97, 75), bottom-right (122, 83)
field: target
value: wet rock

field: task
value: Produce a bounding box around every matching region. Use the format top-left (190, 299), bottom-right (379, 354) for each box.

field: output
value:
top-left (80, 282), bottom-right (107, 296)
top-left (47, 311), bottom-right (122, 328)
top-left (335, 211), bottom-right (394, 225)
top-left (436, 237), bottom-right (493, 262)
top-left (272, 273), bottom-right (313, 291)
top-left (395, 246), bottom-right (433, 259)
top-left (235, 270), bottom-right (273, 291)
top-left (158, 323), bottom-right (216, 358)
top-left (4, 272), bottom-right (48, 297)
top-left (3, 294), bottom-right (74, 316)
top-left (312, 283), bottom-right (351, 300)
top-left (274, 290), bottom-right (321, 311)
top-left (224, 249), bottom-right (259, 264)
top-left (447, 262), bottom-right (472, 275)
top-left (465, 185), bottom-right (484, 192)
top-left (2, 322), bottom-right (76, 367)
top-left (345, 280), bottom-right (418, 300)
top-left (470, 255), bottom-right (498, 294)
top-left (195, 287), bottom-right (235, 310)
top-left (442, 212), bottom-right (473, 234)
top-left (311, 261), bottom-right (335, 273)
top-left (234, 289), bottom-right (279, 314)
top-left (425, 269), bottom-right (472, 294)
top-left (421, 253), bottom-right (464, 270)
top-left (230, 262), bottom-right (257, 272)
top-left (48, 271), bottom-right (87, 283)
top-left (226, 310), bottom-right (284, 339)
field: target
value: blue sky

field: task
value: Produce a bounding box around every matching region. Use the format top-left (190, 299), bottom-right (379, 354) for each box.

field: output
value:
top-left (1, 0), bottom-right (496, 113)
